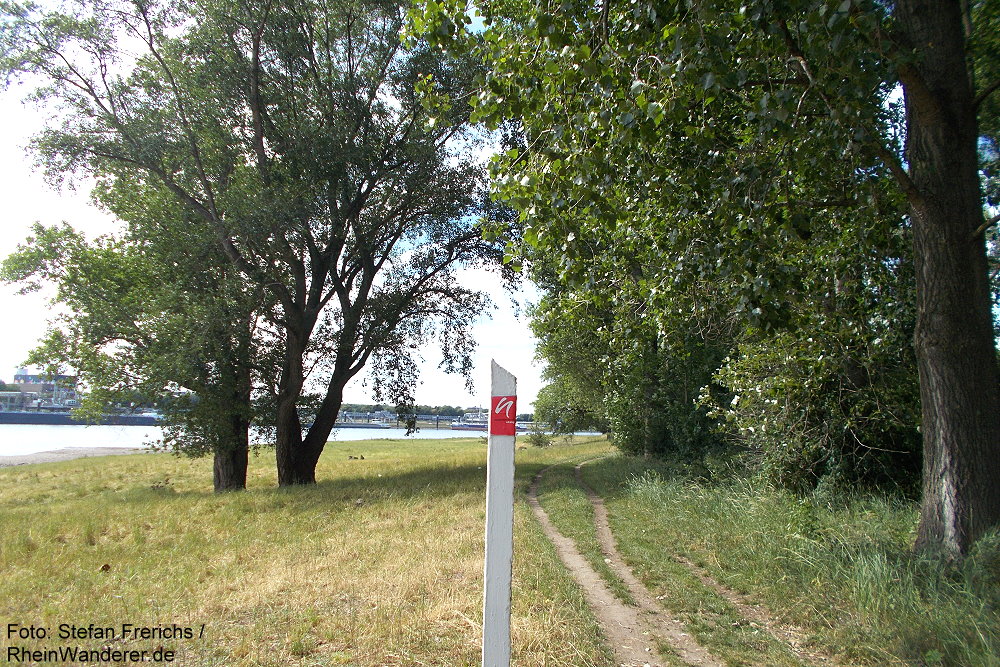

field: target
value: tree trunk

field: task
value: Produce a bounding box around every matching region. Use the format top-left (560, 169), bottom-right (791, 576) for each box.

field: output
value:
top-left (896, 0), bottom-right (1000, 556)
top-left (273, 326), bottom-right (348, 486)
top-left (274, 386), bottom-right (348, 485)
top-left (213, 362), bottom-right (252, 492)
top-left (299, 378), bottom-right (348, 473)
top-left (274, 391), bottom-right (330, 486)
top-left (275, 329), bottom-right (310, 486)
top-left (275, 389), bottom-right (311, 485)
top-left (213, 426), bottom-right (249, 492)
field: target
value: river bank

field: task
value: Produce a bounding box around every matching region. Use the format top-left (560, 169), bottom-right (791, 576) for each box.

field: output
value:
top-left (0, 446), bottom-right (145, 468)
top-left (0, 423), bottom-right (479, 458)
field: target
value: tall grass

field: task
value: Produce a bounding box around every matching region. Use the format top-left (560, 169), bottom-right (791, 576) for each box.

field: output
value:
top-left (0, 437), bottom-right (615, 666)
top-left (531, 458), bottom-right (637, 606)
top-left (580, 455), bottom-right (1000, 666)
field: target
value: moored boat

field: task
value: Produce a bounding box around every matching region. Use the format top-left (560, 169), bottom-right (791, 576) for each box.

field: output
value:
top-left (0, 410), bottom-right (162, 426)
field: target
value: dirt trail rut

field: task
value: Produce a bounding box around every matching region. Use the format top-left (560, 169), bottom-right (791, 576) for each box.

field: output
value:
top-left (570, 458), bottom-right (842, 667)
top-left (527, 465), bottom-right (723, 667)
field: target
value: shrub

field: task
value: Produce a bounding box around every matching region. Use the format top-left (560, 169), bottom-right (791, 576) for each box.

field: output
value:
top-left (525, 427), bottom-right (553, 448)
top-left (705, 327), bottom-right (921, 494)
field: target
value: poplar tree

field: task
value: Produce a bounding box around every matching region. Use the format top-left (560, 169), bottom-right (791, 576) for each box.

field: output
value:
top-left (410, 0), bottom-right (1000, 555)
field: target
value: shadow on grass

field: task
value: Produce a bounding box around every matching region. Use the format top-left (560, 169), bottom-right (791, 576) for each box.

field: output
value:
top-left (2, 439), bottom-right (613, 520)
top-left (104, 461), bottom-right (493, 512)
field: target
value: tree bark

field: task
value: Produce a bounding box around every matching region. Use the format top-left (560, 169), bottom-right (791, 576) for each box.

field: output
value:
top-left (273, 314), bottom-right (317, 485)
top-left (896, 0), bottom-right (1000, 556)
top-left (212, 427), bottom-right (249, 492)
top-left (274, 382), bottom-right (348, 486)
top-left (276, 371), bottom-right (353, 486)
top-left (273, 322), bottom-right (344, 486)
top-left (273, 298), bottom-right (365, 485)
top-left (274, 404), bottom-right (306, 485)
top-left (212, 360), bottom-right (252, 492)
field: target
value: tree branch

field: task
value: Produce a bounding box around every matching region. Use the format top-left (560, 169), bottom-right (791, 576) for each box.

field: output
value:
top-left (974, 78), bottom-right (1000, 111)
top-left (772, 13), bottom-right (923, 203)
top-left (970, 212), bottom-right (1000, 241)
top-left (135, 3), bottom-right (221, 222)
top-left (872, 141), bottom-right (921, 202)
top-left (776, 20), bottom-right (815, 85)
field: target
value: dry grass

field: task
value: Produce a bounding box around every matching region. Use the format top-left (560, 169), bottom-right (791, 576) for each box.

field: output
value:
top-left (0, 436), bottom-right (615, 666)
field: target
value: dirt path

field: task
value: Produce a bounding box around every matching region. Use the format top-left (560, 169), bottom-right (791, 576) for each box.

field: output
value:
top-left (527, 465), bottom-right (723, 667)
top-left (573, 460), bottom-right (842, 667)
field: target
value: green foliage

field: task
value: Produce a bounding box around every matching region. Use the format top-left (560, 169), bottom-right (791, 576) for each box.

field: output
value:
top-left (533, 376), bottom-right (607, 436)
top-left (707, 329), bottom-right (921, 494)
top-left (525, 426), bottom-right (553, 447)
top-left (0, 219), bottom-right (257, 463)
top-left (608, 331), bottom-right (729, 459)
top-left (414, 0), bottom-right (905, 327)
top-left (528, 291), bottom-right (624, 441)
top-left (703, 203), bottom-right (922, 491)
top-left (530, 281), bottom-right (728, 456)
top-left (406, 0), bottom-right (940, 492)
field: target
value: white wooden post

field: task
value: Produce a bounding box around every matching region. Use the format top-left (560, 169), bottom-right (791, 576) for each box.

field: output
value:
top-left (482, 360), bottom-right (517, 667)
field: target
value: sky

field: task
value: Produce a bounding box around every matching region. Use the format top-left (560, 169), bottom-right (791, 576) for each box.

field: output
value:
top-left (0, 94), bottom-right (546, 411)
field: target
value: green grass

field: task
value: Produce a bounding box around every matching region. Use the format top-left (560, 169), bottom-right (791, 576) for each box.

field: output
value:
top-left (9, 437), bottom-right (991, 666)
top-left (0, 436), bottom-right (615, 666)
top-left (570, 454), bottom-right (1000, 667)
top-left (532, 455), bottom-right (810, 667)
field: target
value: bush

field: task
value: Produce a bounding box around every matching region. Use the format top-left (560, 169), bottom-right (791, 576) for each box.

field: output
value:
top-left (606, 333), bottom-right (728, 459)
top-left (525, 428), bottom-right (553, 448)
top-left (705, 327), bottom-right (921, 494)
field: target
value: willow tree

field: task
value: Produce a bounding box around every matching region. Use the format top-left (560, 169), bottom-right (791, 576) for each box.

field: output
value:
top-left (1, 0), bottom-right (503, 485)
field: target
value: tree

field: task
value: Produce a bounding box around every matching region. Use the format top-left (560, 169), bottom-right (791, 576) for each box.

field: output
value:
top-left (1, 217), bottom-right (260, 492)
top-left (895, 0), bottom-right (1000, 554)
top-left (411, 0), bottom-right (1000, 555)
top-left (532, 378), bottom-right (606, 435)
top-left (1, 0), bottom-right (506, 485)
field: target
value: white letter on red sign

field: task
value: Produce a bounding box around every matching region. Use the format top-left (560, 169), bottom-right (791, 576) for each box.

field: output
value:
top-left (490, 395), bottom-right (517, 436)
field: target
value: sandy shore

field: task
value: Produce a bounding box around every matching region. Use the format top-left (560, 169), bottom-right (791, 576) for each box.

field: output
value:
top-left (0, 447), bottom-right (147, 468)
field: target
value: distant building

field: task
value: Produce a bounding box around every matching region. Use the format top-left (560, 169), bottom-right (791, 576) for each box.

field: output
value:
top-left (0, 391), bottom-right (27, 412)
top-left (12, 368), bottom-right (78, 407)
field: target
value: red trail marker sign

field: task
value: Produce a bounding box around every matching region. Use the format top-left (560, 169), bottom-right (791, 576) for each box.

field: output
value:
top-left (490, 394), bottom-right (517, 436)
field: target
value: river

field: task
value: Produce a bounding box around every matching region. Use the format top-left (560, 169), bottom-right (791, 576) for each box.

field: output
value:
top-left (0, 424), bottom-right (482, 456)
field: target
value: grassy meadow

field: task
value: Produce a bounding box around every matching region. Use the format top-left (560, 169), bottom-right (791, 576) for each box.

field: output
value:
top-left (3, 437), bottom-right (998, 666)
top-left (0, 436), bottom-right (615, 666)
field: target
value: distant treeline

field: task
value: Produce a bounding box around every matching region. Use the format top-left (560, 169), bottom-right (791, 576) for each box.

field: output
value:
top-left (343, 404), bottom-right (535, 422)
top-left (342, 404), bottom-right (471, 418)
